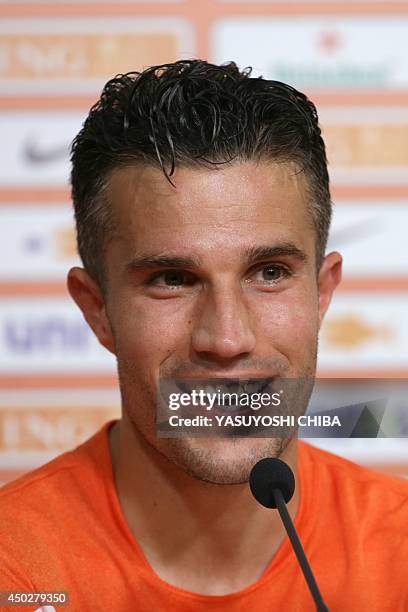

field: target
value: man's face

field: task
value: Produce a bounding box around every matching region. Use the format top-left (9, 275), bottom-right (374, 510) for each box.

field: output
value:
top-left (72, 160), bottom-right (341, 484)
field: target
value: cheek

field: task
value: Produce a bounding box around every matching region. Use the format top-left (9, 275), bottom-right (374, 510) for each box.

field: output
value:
top-left (108, 284), bottom-right (319, 366)
top-left (250, 288), bottom-right (319, 354)
top-left (110, 293), bottom-right (191, 361)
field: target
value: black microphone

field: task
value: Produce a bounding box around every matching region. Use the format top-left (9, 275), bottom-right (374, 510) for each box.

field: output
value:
top-left (249, 458), bottom-right (329, 612)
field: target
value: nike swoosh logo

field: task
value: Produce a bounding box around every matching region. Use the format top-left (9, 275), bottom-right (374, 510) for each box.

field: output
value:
top-left (329, 217), bottom-right (382, 247)
top-left (23, 140), bottom-right (70, 164)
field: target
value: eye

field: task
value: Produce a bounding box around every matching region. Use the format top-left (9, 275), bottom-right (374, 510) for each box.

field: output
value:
top-left (251, 264), bottom-right (290, 283)
top-left (148, 270), bottom-right (196, 287)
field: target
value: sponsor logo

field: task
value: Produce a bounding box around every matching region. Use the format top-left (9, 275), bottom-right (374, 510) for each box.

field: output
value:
top-left (273, 61), bottom-right (389, 90)
top-left (4, 317), bottom-right (91, 352)
top-left (214, 17), bottom-right (407, 90)
top-left (16, 226), bottom-right (75, 259)
top-left (23, 139), bottom-right (70, 164)
top-left (324, 123), bottom-right (408, 167)
top-left (323, 314), bottom-right (394, 349)
top-left (0, 32), bottom-right (176, 80)
top-left (318, 31), bottom-right (342, 55)
top-left (327, 203), bottom-right (408, 277)
top-left (0, 407), bottom-right (118, 452)
top-left (55, 226), bottom-right (77, 260)
top-left (0, 299), bottom-right (116, 373)
top-left (0, 112), bottom-right (83, 187)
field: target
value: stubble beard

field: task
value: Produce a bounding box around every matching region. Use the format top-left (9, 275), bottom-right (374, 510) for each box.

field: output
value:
top-left (116, 343), bottom-right (318, 485)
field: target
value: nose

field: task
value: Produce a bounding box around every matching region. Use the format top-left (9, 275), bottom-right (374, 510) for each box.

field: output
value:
top-left (191, 283), bottom-right (256, 364)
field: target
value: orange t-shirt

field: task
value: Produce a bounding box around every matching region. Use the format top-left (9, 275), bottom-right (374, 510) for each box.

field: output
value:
top-left (0, 420), bottom-right (407, 612)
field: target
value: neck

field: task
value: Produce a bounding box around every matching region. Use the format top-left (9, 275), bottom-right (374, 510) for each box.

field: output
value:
top-left (109, 418), bottom-right (300, 596)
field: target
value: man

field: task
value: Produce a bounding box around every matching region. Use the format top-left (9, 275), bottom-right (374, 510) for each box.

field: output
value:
top-left (0, 59), bottom-right (407, 612)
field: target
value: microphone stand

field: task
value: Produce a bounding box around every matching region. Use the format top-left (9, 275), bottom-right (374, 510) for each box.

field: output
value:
top-left (273, 488), bottom-right (329, 612)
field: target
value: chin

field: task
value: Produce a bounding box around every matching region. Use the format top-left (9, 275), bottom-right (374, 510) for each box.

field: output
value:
top-left (158, 436), bottom-right (291, 485)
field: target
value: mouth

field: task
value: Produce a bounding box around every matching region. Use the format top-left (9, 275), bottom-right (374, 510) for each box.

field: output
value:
top-left (169, 377), bottom-right (277, 414)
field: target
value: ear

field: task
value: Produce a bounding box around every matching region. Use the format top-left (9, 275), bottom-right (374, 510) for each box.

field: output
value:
top-left (67, 266), bottom-right (116, 355)
top-left (317, 251), bottom-right (342, 328)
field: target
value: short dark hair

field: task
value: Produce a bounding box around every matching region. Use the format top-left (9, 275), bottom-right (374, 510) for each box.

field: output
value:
top-left (71, 59), bottom-right (331, 286)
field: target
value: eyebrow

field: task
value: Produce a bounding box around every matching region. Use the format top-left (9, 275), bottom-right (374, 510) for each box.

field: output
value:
top-left (125, 254), bottom-right (201, 272)
top-left (125, 242), bottom-right (307, 272)
top-left (243, 244), bottom-right (308, 265)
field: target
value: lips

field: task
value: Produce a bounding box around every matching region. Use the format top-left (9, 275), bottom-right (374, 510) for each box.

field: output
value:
top-left (170, 377), bottom-right (277, 414)
top-left (176, 377), bottom-right (273, 393)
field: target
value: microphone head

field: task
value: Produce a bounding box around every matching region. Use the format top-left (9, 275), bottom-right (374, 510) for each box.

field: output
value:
top-left (249, 458), bottom-right (295, 508)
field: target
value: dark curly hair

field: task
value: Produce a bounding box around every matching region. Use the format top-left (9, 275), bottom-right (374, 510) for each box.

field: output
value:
top-left (70, 59), bottom-right (331, 287)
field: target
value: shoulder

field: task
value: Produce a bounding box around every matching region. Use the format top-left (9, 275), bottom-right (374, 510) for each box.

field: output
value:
top-left (0, 422), bottom-right (114, 589)
top-left (0, 447), bottom-right (83, 589)
top-left (0, 423), bottom-right (112, 555)
top-left (1, 439), bottom-right (90, 510)
top-left (0, 444), bottom-right (87, 556)
top-left (0, 420), bottom-right (113, 507)
top-left (299, 441), bottom-right (408, 524)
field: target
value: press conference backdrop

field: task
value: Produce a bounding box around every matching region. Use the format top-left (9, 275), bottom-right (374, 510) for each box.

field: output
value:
top-left (1, 0), bottom-right (408, 484)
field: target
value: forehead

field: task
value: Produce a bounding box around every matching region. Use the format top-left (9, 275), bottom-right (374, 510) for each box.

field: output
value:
top-left (106, 161), bottom-right (315, 256)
